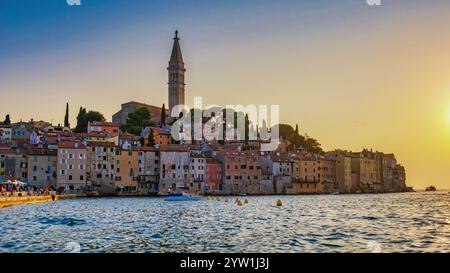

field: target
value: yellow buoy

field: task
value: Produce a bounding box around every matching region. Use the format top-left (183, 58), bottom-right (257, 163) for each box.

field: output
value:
top-left (244, 199), bottom-right (248, 204)
top-left (224, 198), bottom-right (229, 202)
top-left (276, 199), bottom-right (283, 206)
top-left (207, 196), bottom-right (211, 200)
top-left (236, 199), bottom-right (243, 206)
top-left (235, 198), bottom-right (240, 204)
top-left (216, 197), bottom-right (220, 201)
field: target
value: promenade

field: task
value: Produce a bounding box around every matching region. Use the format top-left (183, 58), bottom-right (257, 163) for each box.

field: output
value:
top-left (0, 194), bottom-right (81, 209)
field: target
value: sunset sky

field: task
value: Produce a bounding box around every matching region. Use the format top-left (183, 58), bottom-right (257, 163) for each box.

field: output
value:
top-left (1, 0), bottom-right (449, 189)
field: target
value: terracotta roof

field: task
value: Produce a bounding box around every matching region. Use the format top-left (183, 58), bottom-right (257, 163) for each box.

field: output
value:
top-left (120, 133), bottom-right (140, 140)
top-left (57, 141), bottom-right (86, 149)
top-left (87, 141), bottom-right (118, 148)
top-left (28, 148), bottom-right (57, 156)
top-left (270, 155), bottom-right (295, 163)
top-left (160, 144), bottom-right (194, 152)
top-left (88, 121), bottom-right (119, 127)
top-left (81, 132), bottom-right (115, 137)
top-left (133, 146), bottom-right (157, 152)
top-left (0, 148), bottom-right (17, 155)
top-left (148, 127), bottom-right (171, 135)
top-left (223, 150), bottom-right (260, 157)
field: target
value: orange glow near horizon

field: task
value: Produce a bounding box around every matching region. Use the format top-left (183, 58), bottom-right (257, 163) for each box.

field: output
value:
top-left (1, 1), bottom-right (450, 190)
top-left (447, 106), bottom-right (450, 127)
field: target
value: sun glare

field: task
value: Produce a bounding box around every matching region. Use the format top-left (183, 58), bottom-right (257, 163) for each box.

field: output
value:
top-left (447, 106), bottom-right (450, 126)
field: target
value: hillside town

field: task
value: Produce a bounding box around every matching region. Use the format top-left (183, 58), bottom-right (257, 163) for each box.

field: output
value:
top-left (0, 31), bottom-right (409, 197)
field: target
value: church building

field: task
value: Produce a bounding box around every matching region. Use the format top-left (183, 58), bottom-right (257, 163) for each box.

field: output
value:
top-left (112, 31), bottom-right (186, 126)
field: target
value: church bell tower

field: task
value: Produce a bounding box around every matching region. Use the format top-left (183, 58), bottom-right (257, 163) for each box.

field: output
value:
top-left (168, 30), bottom-right (186, 115)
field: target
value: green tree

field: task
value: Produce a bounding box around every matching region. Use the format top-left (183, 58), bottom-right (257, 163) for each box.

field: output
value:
top-left (75, 107), bottom-right (87, 133)
top-left (244, 113), bottom-right (250, 145)
top-left (279, 124), bottom-right (323, 153)
top-left (147, 128), bottom-right (155, 147)
top-left (86, 111), bottom-right (106, 124)
top-left (121, 107), bottom-right (154, 135)
top-left (64, 103), bottom-right (69, 127)
top-left (75, 108), bottom-right (105, 133)
top-left (160, 104), bottom-right (166, 127)
top-left (3, 114), bottom-right (11, 124)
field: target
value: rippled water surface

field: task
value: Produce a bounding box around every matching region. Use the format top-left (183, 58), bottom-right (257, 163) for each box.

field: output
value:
top-left (1, 192), bottom-right (449, 253)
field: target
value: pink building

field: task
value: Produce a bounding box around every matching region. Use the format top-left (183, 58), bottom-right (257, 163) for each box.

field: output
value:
top-left (57, 141), bottom-right (87, 191)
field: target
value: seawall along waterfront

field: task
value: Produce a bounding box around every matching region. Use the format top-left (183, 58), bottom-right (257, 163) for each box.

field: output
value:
top-left (0, 194), bottom-right (81, 209)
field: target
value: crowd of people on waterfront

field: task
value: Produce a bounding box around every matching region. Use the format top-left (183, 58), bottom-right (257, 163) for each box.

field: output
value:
top-left (0, 183), bottom-right (55, 198)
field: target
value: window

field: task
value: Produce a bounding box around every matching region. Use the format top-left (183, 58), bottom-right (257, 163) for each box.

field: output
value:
top-left (69, 175), bottom-right (72, 181)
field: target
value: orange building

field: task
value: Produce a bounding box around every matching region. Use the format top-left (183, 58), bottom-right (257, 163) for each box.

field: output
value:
top-left (291, 153), bottom-right (323, 193)
top-left (87, 121), bottom-right (120, 136)
top-left (143, 127), bottom-right (171, 147)
top-left (114, 148), bottom-right (139, 193)
top-left (219, 150), bottom-right (262, 194)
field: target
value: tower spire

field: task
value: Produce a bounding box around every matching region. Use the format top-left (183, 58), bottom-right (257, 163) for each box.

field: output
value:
top-left (170, 30), bottom-right (184, 64)
top-left (168, 30), bottom-right (186, 115)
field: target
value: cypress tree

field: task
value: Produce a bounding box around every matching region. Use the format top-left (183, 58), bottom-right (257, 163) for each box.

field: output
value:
top-left (147, 128), bottom-right (155, 147)
top-left (3, 114), bottom-right (11, 124)
top-left (64, 103), bottom-right (69, 127)
top-left (160, 104), bottom-right (166, 127)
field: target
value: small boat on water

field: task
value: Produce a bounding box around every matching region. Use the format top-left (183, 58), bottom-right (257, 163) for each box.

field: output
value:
top-left (330, 192), bottom-right (340, 195)
top-left (164, 188), bottom-right (201, 201)
top-left (425, 186), bottom-right (437, 192)
top-left (164, 194), bottom-right (201, 201)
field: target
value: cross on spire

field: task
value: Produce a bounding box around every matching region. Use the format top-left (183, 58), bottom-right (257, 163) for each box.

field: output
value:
top-left (170, 30), bottom-right (183, 63)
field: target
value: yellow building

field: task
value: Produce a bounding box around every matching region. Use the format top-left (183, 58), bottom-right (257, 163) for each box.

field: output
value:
top-left (290, 153), bottom-right (323, 194)
top-left (321, 157), bottom-right (336, 193)
top-left (351, 150), bottom-right (381, 193)
top-left (80, 132), bottom-right (119, 145)
top-left (325, 151), bottom-right (352, 193)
